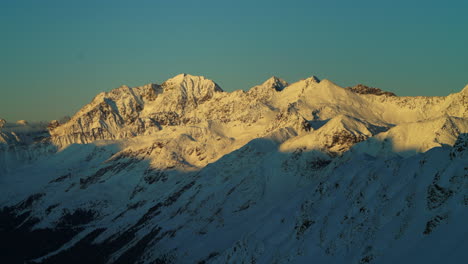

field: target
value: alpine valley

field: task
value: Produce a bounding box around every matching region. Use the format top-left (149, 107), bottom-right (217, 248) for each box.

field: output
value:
top-left (1, 74), bottom-right (467, 264)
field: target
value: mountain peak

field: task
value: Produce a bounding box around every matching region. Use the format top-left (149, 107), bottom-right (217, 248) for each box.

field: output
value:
top-left (293, 76), bottom-right (321, 88)
top-left (162, 73), bottom-right (223, 92)
top-left (346, 84), bottom-right (396, 96)
top-left (16, 120), bottom-right (29, 126)
top-left (261, 76), bottom-right (288, 91)
top-left (164, 73), bottom-right (210, 83)
top-left (164, 73), bottom-right (198, 84)
top-left (305, 75), bottom-right (321, 83)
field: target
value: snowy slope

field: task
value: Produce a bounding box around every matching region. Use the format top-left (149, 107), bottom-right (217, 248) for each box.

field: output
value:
top-left (0, 74), bottom-right (467, 264)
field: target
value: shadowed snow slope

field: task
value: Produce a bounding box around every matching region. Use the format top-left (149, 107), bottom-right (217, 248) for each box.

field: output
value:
top-left (1, 74), bottom-right (467, 264)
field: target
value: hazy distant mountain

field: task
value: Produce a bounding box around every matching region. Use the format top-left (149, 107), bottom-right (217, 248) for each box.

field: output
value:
top-left (1, 74), bottom-right (467, 264)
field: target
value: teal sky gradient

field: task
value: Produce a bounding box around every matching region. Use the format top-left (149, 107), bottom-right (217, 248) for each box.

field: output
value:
top-left (1, 0), bottom-right (467, 121)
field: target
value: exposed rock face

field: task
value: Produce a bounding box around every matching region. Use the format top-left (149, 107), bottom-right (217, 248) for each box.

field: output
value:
top-left (346, 84), bottom-right (396, 96)
top-left (47, 120), bottom-right (60, 131)
top-left (450, 132), bottom-right (468, 158)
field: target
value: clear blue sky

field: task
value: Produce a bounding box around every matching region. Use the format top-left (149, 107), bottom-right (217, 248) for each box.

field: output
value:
top-left (1, 0), bottom-right (467, 121)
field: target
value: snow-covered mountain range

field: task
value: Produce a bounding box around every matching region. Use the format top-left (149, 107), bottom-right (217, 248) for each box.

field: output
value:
top-left (1, 74), bottom-right (467, 264)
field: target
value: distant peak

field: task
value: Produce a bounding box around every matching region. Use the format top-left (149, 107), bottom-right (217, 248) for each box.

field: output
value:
top-left (345, 84), bottom-right (396, 96)
top-left (261, 76), bottom-right (288, 91)
top-left (177, 73), bottom-right (191, 78)
top-left (16, 120), bottom-right (29, 126)
top-left (166, 73), bottom-right (195, 83)
top-left (162, 73), bottom-right (223, 93)
top-left (170, 73), bottom-right (206, 80)
top-left (164, 73), bottom-right (212, 85)
top-left (308, 76), bottom-right (321, 83)
top-left (266, 76), bottom-right (282, 81)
